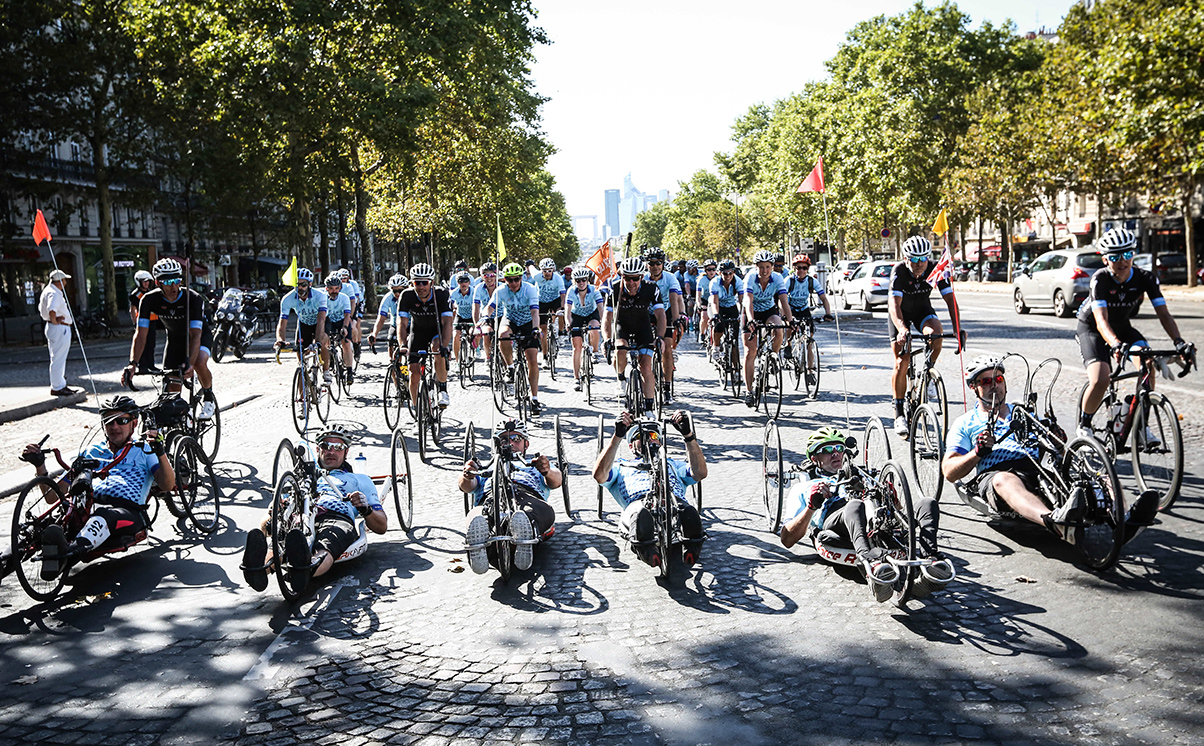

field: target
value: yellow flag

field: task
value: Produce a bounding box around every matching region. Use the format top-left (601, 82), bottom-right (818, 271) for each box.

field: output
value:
top-left (282, 256), bottom-right (298, 286)
top-left (932, 208), bottom-right (949, 236)
top-left (496, 214), bottom-right (507, 263)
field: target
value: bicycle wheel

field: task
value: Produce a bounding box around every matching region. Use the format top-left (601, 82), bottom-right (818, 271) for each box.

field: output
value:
top-left (390, 427), bottom-right (414, 532)
top-left (458, 337), bottom-right (472, 389)
top-left (292, 367), bottom-right (309, 435)
top-left (1132, 391), bottom-right (1184, 511)
top-left (547, 328), bottom-right (558, 381)
top-left (462, 423), bottom-right (477, 515)
top-left (192, 392), bottom-right (221, 463)
top-left (762, 421), bottom-right (784, 534)
top-left (272, 437), bottom-right (296, 487)
top-left (384, 363), bottom-right (403, 431)
top-left (583, 354), bottom-right (593, 404)
top-left (878, 461), bottom-right (916, 608)
top-left (1065, 436), bottom-right (1124, 572)
top-left (270, 473), bottom-right (308, 602)
top-left (327, 353), bottom-right (342, 404)
top-left (908, 404), bottom-right (945, 502)
top-left (624, 363), bottom-right (642, 416)
top-left (514, 363), bottom-right (530, 421)
top-left (862, 416), bottom-right (893, 471)
top-left (176, 436), bottom-right (220, 533)
top-left (788, 334), bottom-right (804, 390)
top-left (553, 414), bottom-right (571, 516)
top-left (926, 369), bottom-right (949, 433)
top-left (803, 339), bottom-right (821, 400)
top-left (416, 385), bottom-right (429, 462)
top-left (759, 354), bottom-right (783, 420)
top-left (656, 444), bottom-right (674, 579)
top-left (12, 477), bottom-right (69, 601)
top-left (491, 356), bottom-right (508, 414)
top-left (693, 481), bottom-right (703, 513)
top-left (314, 375), bottom-right (331, 424)
top-left (596, 414), bottom-right (606, 520)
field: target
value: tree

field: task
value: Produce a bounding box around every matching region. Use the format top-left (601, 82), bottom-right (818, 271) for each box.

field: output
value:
top-left (632, 200), bottom-right (671, 250)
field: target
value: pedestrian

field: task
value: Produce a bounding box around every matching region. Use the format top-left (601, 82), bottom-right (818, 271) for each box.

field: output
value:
top-left (39, 268), bottom-right (78, 396)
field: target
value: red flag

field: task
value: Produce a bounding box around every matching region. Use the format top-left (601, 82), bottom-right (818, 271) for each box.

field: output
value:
top-left (32, 209), bottom-right (52, 246)
top-left (586, 240), bottom-right (614, 284)
top-left (926, 247), bottom-right (953, 285)
top-left (796, 157), bottom-right (825, 194)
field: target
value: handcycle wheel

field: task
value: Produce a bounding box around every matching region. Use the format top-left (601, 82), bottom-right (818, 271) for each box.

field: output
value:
top-left (383, 363), bottom-right (404, 431)
top-left (462, 423), bottom-right (478, 515)
top-left (389, 427), bottom-right (414, 532)
top-left (192, 391), bottom-right (221, 463)
top-left (175, 435), bottom-right (220, 534)
top-left (656, 443), bottom-right (675, 579)
top-left (554, 414), bottom-right (571, 517)
top-left (652, 348), bottom-right (665, 418)
top-left (762, 420), bottom-right (784, 533)
top-left (292, 367), bottom-right (309, 435)
top-left (271, 472), bottom-right (309, 602)
top-left (1132, 391), bottom-right (1184, 511)
top-left (862, 416), bottom-right (893, 471)
top-left (596, 415), bottom-right (606, 520)
top-left (878, 461), bottom-right (916, 608)
top-left (693, 481), bottom-right (703, 513)
top-left (1065, 436), bottom-right (1124, 572)
top-left (272, 437), bottom-right (296, 488)
top-left (908, 403), bottom-right (945, 502)
top-left (758, 354), bottom-right (783, 420)
top-left (803, 338), bottom-right (821, 400)
top-left (12, 477), bottom-right (69, 601)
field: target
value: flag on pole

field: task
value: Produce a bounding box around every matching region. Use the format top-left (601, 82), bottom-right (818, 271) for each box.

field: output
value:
top-left (586, 240), bottom-right (614, 284)
top-left (926, 247), bottom-right (953, 285)
top-left (32, 209), bottom-right (53, 246)
top-left (796, 157), bottom-right (825, 194)
top-left (496, 215), bottom-right (507, 263)
top-left (932, 208), bottom-right (949, 236)
top-left (282, 256), bottom-right (299, 287)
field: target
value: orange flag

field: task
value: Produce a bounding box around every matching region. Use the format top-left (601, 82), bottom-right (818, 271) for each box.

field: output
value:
top-left (585, 240), bottom-right (614, 284)
top-left (796, 157), bottom-right (825, 194)
top-left (32, 209), bottom-right (53, 245)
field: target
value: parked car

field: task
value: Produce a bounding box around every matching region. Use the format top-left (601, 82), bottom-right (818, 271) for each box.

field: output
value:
top-left (1134, 253), bottom-right (1188, 285)
top-left (981, 261), bottom-right (1010, 282)
top-left (827, 259), bottom-right (865, 295)
top-left (840, 260), bottom-right (894, 311)
top-left (1013, 249), bottom-right (1105, 317)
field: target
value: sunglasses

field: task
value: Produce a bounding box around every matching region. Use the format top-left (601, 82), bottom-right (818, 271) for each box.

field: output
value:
top-left (505, 277), bottom-right (523, 282)
top-left (815, 444), bottom-right (845, 455)
top-left (319, 441), bottom-right (348, 451)
top-left (973, 374), bottom-right (1005, 386)
top-left (160, 278), bottom-right (183, 286)
top-left (504, 432), bottom-right (525, 442)
top-left (722, 271), bottom-right (735, 276)
top-left (483, 273), bottom-right (496, 279)
top-left (297, 282), bottom-right (310, 289)
top-left (105, 415), bottom-right (136, 426)
top-left (647, 260), bottom-right (663, 266)
top-left (458, 279), bottom-right (470, 283)
top-left (576, 278), bottom-right (588, 283)
top-left (413, 280), bottom-right (431, 286)
top-left (1105, 250), bottom-right (1134, 261)
top-left (622, 276), bottom-right (641, 282)
top-left (908, 255), bottom-right (929, 263)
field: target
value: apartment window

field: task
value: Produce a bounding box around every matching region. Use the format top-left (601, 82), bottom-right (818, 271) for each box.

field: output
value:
top-left (1077, 194), bottom-right (1087, 218)
top-left (70, 142), bottom-right (81, 162)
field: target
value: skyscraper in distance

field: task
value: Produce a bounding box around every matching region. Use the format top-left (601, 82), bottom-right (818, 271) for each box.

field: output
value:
top-left (604, 189), bottom-right (620, 238)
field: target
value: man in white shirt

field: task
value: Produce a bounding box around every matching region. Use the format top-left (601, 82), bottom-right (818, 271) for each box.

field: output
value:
top-left (39, 269), bottom-right (77, 396)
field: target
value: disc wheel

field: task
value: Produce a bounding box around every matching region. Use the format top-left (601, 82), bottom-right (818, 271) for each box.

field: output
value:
top-left (292, 367), bottom-right (309, 435)
top-left (862, 416), bottom-right (893, 471)
top-left (908, 404), bottom-right (945, 502)
top-left (803, 339), bottom-right (821, 399)
top-left (270, 473), bottom-right (309, 602)
top-left (1131, 392), bottom-right (1184, 510)
top-left (596, 415), bottom-right (606, 520)
top-left (762, 421), bottom-right (784, 534)
top-left (383, 364), bottom-right (404, 432)
top-left (390, 427), bottom-right (414, 532)
top-left (554, 414), bottom-right (571, 516)
top-left (12, 477), bottom-right (69, 602)
top-left (878, 461), bottom-right (916, 608)
top-left (462, 423), bottom-right (478, 515)
top-left (1065, 437), bottom-right (1124, 572)
top-left (175, 436), bottom-right (220, 533)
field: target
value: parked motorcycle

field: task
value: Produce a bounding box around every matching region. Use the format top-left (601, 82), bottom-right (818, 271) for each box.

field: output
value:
top-left (211, 288), bottom-right (267, 361)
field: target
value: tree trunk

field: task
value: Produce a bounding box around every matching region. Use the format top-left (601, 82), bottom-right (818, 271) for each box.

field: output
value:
top-left (1184, 176), bottom-right (1198, 289)
top-left (91, 134), bottom-right (117, 321)
top-left (336, 178), bottom-right (349, 268)
top-left (1094, 188), bottom-right (1104, 241)
top-left (350, 145), bottom-right (376, 310)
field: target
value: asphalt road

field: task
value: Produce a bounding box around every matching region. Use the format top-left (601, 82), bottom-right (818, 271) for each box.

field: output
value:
top-left (0, 303), bottom-right (1202, 746)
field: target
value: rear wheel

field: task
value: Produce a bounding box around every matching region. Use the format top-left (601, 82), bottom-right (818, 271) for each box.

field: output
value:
top-left (1065, 437), bottom-right (1124, 571)
top-left (1132, 392), bottom-right (1184, 510)
top-left (803, 339), bottom-right (821, 399)
top-left (175, 436), bottom-right (220, 533)
top-left (270, 473), bottom-right (308, 602)
top-left (390, 428), bottom-right (414, 532)
top-left (192, 392), bottom-right (221, 463)
top-left (1053, 289), bottom-right (1072, 318)
top-left (1013, 288), bottom-right (1030, 314)
top-left (12, 477), bottom-right (69, 601)
top-left (878, 461), bottom-right (916, 608)
top-left (292, 368), bottom-right (309, 435)
top-left (762, 421), bottom-right (784, 534)
top-left (862, 416), bottom-right (892, 471)
top-left (327, 355), bottom-right (342, 404)
top-left (909, 404), bottom-right (945, 502)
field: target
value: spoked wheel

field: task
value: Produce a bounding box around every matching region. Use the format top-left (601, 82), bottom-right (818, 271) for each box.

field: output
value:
top-left (292, 367), bottom-right (309, 435)
top-left (390, 427), bottom-right (414, 532)
top-left (803, 339), bottom-right (821, 399)
top-left (924, 369), bottom-right (949, 433)
top-left (656, 444), bottom-right (674, 579)
top-left (624, 365), bottom-right (642, 416)
top-left (270, 473), bottom-right (309, 602)
top-left (174, 436), bottom-right (221, 533)
top-left (192, 393), bottom-right (221, 463)
top-left (314, 374), bottom-right (331, 424)
top-left (878, 461), bottom-right (916, 608)
top-left (494, 490), bottom-right (513, 583)
top-left (1065, 436), bottom-right (1124, 572)
top-left (582, 353), bottom-right (593, 404)
top-left (416, 388), bottom-right (429, 463)
top-left (491, 356), bottom-right (509, 415)
top-left (458, 338), bottom-right (473, 389)
top-left (383, 364), bottom-right (404, 431)
top-left (1132, 392), bottom-right (1184, 510)
top-left (272, 437), bottom-right (297, 487)
top-left (462, 423), bottom-right (478, 515)
top-left (514, 365), bottom-right (530, 422)
top-left (762, 421), bottom-right (785, 534)
top-left (328, 359), bottom-right (342, 404)
top-left (12, 477), bottom-right (69, 601)
top-left (862, 416), bottom-right (893, 471)
top-left (788, 335), bottom-right (804, 390)
top-left (554, 414), bottom-right (571, 517)
top-left (596, 415), bottom-right (606, 520)
top-left (428, 384), bottom-right (443, 448)
top-left (547, 330), bottom-right (558, 381)
top-left (908, 404), bottom-right (945, 502)
top-left (758, 355), bottom-right (783, 420)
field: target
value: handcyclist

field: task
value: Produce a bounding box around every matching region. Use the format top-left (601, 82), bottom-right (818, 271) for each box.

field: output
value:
top-left (603, 257), bottom-right (666, 414)
top-left (337, 268), bottom-right (364, 362)
top-left (367, 273), bottom-right (407, 355)
top-left (565, 267), bottom-right (604, 391)
top-left (784, 255), bottom-right (833, 382)
top-left (460, 419), bottom-right (561, 574)
top-left (23, 396), bottom-right (174, 580)
top-left (271, 268), bottom-right (330, 380)
top-left (780, 427), bottom-right (950, 598)
top-left (472, 262), bottom-right (501, 364)
top-left (696, 259), bottom-right (718, 341)
top-left (123, 258), bottom-right (217, 418)
top-left (592, 411), bottom-right (707, 568)
top-left (322, 273), bottom-right (356, 385)
top-left (943, 355), bottom-right (1158, 544)
top-left (534, 257), bottom-right (568, 365)
top-left (1075, 227), bottom-right (1192, 440)
top-left (742, 249), bottom-right (793, 407)
top-left (395, 263), bottom-right (453, 409)
top-left (888, 236), bottom-right (961, 436)
top-left (241, 425), bottom-right (386, 592)
top-left (642, 247), bottom-right (682, 403)
top-left (449, 271), bottom-right (477, 363)
top-left (483, 263), bottom-right (545, 415)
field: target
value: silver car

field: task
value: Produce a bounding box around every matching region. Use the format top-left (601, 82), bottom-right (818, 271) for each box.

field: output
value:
top-left (840, 260), bottom-right (895, 311)
top-left (827, 259), bottom-right (865, 295)
top-left (1013, 248), bottom-right (1105, 317)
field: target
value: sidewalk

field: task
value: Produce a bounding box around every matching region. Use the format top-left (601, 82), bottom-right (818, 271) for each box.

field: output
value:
top-left (0, 337), bottom-right (130, 365)
top-left (953, 279), bottom-right (1204, 302)
top-left (0, 389), bottom-right (89, 425)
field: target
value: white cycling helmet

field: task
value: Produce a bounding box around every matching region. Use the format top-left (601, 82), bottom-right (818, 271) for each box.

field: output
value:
top-left (539, 258), bottom-right (556, 271)
top-left (316, 424), bottom-right (354, 446)
top-left (337, 268), bottom-right (351, 281)
top-left (1098, 227), bottom-right (1137, 254)
top-left (134, 270), bottom-right (154, 283)
top-left (296, 268), bottom-right (315, 284)
top-left (409, 263), bottom-right (436, 281)
top-left (686, 259), bottom-right (699, 270)
top-left (572, 267), bottom-right (591, 281)
top-left (619, 257), bottom-right (646, 276)
top-left (152, 258), bottom-right (183, 280)
top-left (965, 354), bottom-right (1005, 384)
top-left (903, 236), bottom-right (932, 258)
top-left (387, 273), bottom-right (406, 289)
top-left (753, 250), bottom-right (775, 264)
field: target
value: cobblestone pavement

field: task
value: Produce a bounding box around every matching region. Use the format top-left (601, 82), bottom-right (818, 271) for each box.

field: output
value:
top-left (1, 305), bottom-right (1203, 746)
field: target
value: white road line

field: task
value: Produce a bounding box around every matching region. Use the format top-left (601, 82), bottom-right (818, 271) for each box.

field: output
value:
top-left (242, 576), bottom-right (358, 681)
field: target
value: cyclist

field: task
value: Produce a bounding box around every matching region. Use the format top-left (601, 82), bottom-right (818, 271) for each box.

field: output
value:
top-left (888, 235), bottom-right (961, 436)
top-left (773, 252), bottom-right (787, 276)
top-left (460, 419), bottom-right (561, 574)
top-left (604, 257), bottom-right (666, 414)
top-left (24, 395), bottom-right (174, 580)
top-left (593, 411), bottom-right (707, 568)
top-left (695, 259), bottom-right (718, 341)
top-left (534, 257), bottom-right (568, 365)
top-left (450, 271), bottom-right (477, 363)
top-left (565, 267), bottom-right (604, 391)
top-left (784, 255), bottom-right (833, 382)
top-left (472, 262), bottom-right (501, 364)
top-left (780, 427), bottom-right (950, 599)
top-left (128, 270), bottom-right (160, 374)
top-left (124, 258), bottom-right (218, 418)
top-left (483, 262), bottom-right (545, 414)
top-left (367, 273), bottom-right (407, 355)
top-left (323, 273), bottom-right (356, 385)
top-left (708, 259), bottom-right (742, 350)
top-left (241, 426), bottom-right (386, 593)
top-left (942, 355), bottom-right (1158, 544)
top-left (642, 247), bottom-right (682, 402)
top-left (451, 259), bottom-right (469, 285)
top-left (272, 268), bottom-right (330, 380)
top-left (741, 249), bottom-right (794, 407)
top-left (337, 268), bottom-right (364, 362)
top-left (396, 263), bottom-right (453, 409)
top-left (1075, 227), bottom-right (1192, 439)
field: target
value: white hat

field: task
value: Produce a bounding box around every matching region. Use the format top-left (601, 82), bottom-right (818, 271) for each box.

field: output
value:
top-left (49, 269), bottom-right (71, 281)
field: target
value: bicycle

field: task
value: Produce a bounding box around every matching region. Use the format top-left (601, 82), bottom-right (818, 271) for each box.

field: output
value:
top-left (132, 367), bottom-right (223, 463)
top-left (375, 340), bottom-right (411, 432)
top-left (629, 417), bottom-right (699, 580)
top-left (326, 330), bottom-right (347, 404)
top-left (501, 327), bottom-right (538, 421)
top-left (544, 319), bottom-right (560, 381)
top-left (1077, 344), bottom-right (1195, 510)
top-left (456, 321), bottom-right (477, 388)
top-left (713, 317), bottom-right (742, 399)
top-left (613, 340), bottom-right (651, 417)
top-left (277, 344), bottom-right (329, 434)
top-left (786, 316), bottom-right (823, 399)
top-left (747, 323), bottom-right (788, 419)
top-left (900, 331), bottom-right (962, 435)
top-left (410, 350), bottom-right (444, 462)
top-left (903, 331), bottom-right (963, 501)
top-left (572, 323), bottom-right (597, 403)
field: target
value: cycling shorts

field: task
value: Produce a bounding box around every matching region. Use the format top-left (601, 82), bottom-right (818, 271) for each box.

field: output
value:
top-left (615, 320), bottom-right (655, 353)
top-left (751, 308), bottom-right (781, 325)
top-left (164, 324), bottom-right (214, 371)
top-left (325, 318), bottom-right (347, 342)
top-left (314, 513), bottom-right (358, 560)
top-left (887, 306), bottom-right (938, 340)
top-left (406, 325), bottom-right (442, 363)
top-left (539, 298), bottom-right (563, 316)
top-left (976, 459), bottom-right (1043, 514)
top-left (89, 496), bottom-right (147, 548)
top-left (296, 321), bottom-right (317, 351)
top-left (1076, 321), bottom-right (1146, 367)
top-left (502, 320), bottom-right (540, 350)
top-left (570, 310), bottom-right (601, 337)
top-left (455, 315), bottom-right (474, 330)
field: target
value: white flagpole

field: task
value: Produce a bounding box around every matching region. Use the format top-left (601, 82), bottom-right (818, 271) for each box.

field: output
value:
top-left (820, 193), bottom-right (851, 431)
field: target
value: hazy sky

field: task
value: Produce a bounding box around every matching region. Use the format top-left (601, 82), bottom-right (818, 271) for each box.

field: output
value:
top-left (529, 0), bottom-right (1076, 234)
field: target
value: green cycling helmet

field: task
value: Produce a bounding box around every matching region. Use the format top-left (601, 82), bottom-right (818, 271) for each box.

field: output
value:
top-left (806, 427), bottom-right (846, 458)
top-left (502, 262), bottom-right (524, 278)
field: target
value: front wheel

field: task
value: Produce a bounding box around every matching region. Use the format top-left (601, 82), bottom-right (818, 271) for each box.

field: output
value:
top-left (554, 414), bottom-right (571, 517)
top-left (803, 338), bottom-right (821, 399)
top-left (1053, 289), bottom-right (1072, 318)
top-left (211, 326), bottom-right (228, 362)
top-left (390, 428), bottom-right (415, 532)
top-left (462, 423), bottom-right (478, 515)
top-left (12, 477), bottom-right (69, 601)
top-left (908, 404), bottom-right (945, 502)
top-left (762, 421), bottom-right (784, 534)
top-left (878, 461), bottom-right (916, 608)
top-left (314, 373), bottom-right (331, 424)
top-left (1013, 288), bottom-right (1029, 315)
top-left (292, 367), bottom-right (309, 435)
top-left (383, 364), bottom-right (403, 431)
top-left (596, 414), bottom-right (606, 520)
top-left (1064, 436), bottom-right (1124, 572)
top-left (1132, 392), bottom-right (1184, 511)
top-left (174, 436), bottom-right (220, 533)
top-left (271, 473), bottom-right (310, 602)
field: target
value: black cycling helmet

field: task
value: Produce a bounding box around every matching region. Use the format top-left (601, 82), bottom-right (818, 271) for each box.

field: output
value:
top-left (454, 259), bottom-right (468, 271)
top-left (718, 259), bottom-right (737, 272)
top-left (480, 261), bottom-right (498, 273)
top-left (643, 246), bottom-right (666, 263)
top-left (100, 395), bottom-right (139, 417)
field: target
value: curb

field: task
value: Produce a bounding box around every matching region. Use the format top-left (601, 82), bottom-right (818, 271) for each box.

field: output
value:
top-left (0, 391), bottom-right (88, 425)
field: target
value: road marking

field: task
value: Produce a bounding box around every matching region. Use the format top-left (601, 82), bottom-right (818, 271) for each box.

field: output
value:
top-left (242, 576), bottom-right (359, 681)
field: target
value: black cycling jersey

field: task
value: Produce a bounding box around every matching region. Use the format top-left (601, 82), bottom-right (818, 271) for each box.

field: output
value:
top-left (137, 288), bottom-right (209, 340)
top-left (889, 261), bottom-right (951, 322)
top-left (606, 278), bottom-right (664, 333)
top-left (1075, 266), bottom-right (1164, 333)
top-left (396, 287), bottom-right (452, 331)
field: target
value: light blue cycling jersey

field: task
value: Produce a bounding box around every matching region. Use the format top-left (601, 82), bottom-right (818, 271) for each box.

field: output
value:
top-left (645, 272), bottom-right (682, 311)
top-left (566, 284), bottom-right (604, 317)
top-left (315, 470), bottom-right (382, 522)
top-left (709, 276), bottom-right (742, 308)
top-left (945, 404), bottom-right (1040, 474)
top-left (742, 271), bottom-right (788, 313)
top-left (486, 282), bottom-right (539, 325)
top-left (343, 279), bottom-right (363, 305)
top-left (450, 287), bottom-right (475, 320)
top-left (786, 274), bottom-right (825, 309)
top-left (471, 463), bottom-right (550, 507)
top-left (377, 291), bottom-right (403, 326)
top-left (697, 272), bottom-right (717, 301)
top-left (279, 289), bottom-right (329, 325)
top-left (473, 282), bottom-right (503, 319)
top-left (533, 273), bottom-right (567, 303)
top-left (81, 441), bottom-right (160, 507)
top-left (324, 290), bottom-right (352, 319)
top-left (600, 457), bottom-right (696, 508)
